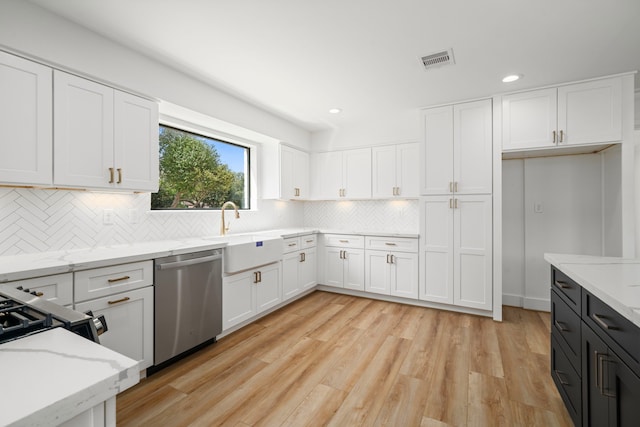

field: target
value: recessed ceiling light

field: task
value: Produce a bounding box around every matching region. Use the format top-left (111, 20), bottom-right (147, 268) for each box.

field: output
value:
top-left (502, 74), bottom-right (522, 83)
top-left (328, 108), bottom-right (342, 114)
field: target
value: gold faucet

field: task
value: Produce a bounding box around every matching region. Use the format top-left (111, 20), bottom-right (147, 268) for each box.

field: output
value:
top-left (220, 201), bottom-right (240, 236)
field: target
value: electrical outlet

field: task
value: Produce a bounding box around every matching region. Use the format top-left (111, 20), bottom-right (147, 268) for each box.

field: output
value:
top-left (128, 208), bottom-right (139, 224)
top-left (103, 209), bottom-right (115, 225)
top-left (534, 202), bottom-right (544, 213)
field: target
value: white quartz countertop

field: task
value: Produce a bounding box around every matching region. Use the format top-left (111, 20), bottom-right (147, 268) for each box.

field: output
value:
top-left (0, 228), bottom-right (417, 282)
top-left (544, 253), bottom-right (640, 328)
top-left (0, 328), bottom-right (139, 426)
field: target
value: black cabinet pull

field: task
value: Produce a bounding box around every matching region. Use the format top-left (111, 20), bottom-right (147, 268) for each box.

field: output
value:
top-left (554, 369), bottom-right (570, 386)
top-left (592, 313), bottom-right (618, 330)
top-left (554, 320), bottom-right (569, 332)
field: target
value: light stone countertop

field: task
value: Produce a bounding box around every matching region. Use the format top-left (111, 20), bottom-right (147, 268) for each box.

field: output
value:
top-left (0, 228), bottom-right (417, 283)
top-left (0, 328), bottom-right (139, 427)
top-left (544, 253), bottom-right (640, 328)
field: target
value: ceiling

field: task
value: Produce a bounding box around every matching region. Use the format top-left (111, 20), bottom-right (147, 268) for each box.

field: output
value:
top-left (28, 0), bottom-right (640, 132)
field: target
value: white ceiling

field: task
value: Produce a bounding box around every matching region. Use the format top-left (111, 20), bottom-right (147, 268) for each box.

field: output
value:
top-left (28, 0), bottom-right (640, 132)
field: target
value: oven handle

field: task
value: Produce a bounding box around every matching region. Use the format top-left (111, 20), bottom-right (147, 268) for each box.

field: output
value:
top-left (157, 254), bottom-right (222, 270)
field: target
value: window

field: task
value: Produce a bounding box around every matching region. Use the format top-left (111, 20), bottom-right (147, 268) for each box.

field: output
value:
top-left (152, 125), bottom-right (250, 210)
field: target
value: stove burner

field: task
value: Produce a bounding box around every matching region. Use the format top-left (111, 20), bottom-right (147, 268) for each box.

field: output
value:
top-left (0, 295), bottom-right (59, 344)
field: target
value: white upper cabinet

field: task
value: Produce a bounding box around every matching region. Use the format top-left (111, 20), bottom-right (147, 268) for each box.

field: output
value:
top-left (312, 148), bottom-right (371, 199)
top-left (114, 91), bottom-right (159, 191)
top-left (0, 51), bottom-right (52, 186)
top-left (502, 76), bottom-right (622, 151)
top-left (262, 144), bottom-right (310, 200)
top-left (281, 145), bottom-right (309, 199)
top-left (54, 70), bottom-right (158, 191)
top-left (421, 99), bottom-right (492, 195)
top-left (372, 142), bottom-right (419, 198)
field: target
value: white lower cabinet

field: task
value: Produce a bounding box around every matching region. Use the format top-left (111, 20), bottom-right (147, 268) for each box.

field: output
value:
top-left (323, 234), bottom-right (365, 290)
top-left (75, 286), bottom-right (154, 370)
top-left (222, 262), bottom-right (281, 331)
top-left (74, 261), bottom-right (154, 370)
top-left (0, 273), bottom-right (73, 306)
top-left (365, 237), bottom-right (419, 298)
top-left (420, 195), bottom-right (493, 310)
top-left (282, 235), bottom-right (317, 301)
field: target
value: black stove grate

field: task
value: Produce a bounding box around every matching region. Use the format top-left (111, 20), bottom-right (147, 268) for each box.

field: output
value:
top-left (0, 296), bottom-right (56, 343)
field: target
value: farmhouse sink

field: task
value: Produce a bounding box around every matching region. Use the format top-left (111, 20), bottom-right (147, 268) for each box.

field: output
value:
top-left (220, 234), bottom-right (283, 274)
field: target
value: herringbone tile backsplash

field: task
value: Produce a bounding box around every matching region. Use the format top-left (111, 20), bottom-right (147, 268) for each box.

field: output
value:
top-left (0, 188), bottom-right (418, 256)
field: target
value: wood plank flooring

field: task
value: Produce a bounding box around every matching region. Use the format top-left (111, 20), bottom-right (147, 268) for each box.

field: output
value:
top-left (116, 291), bottom-right (572, 426)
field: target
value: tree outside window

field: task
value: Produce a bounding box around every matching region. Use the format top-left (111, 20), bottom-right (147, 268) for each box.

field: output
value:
top-left (152, 126), bottom-right (249, 209)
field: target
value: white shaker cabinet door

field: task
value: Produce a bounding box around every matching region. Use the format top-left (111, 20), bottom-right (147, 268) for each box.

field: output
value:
top-left (342, 148), bottom-right (371, 199)
top-left (114, 91), bottom-right (159, 191)
top-left (365, 250), bottom-right (391, 295)
top-left (372, 145), bottom-right (397, 198)
top-left (312, 151), bottom-right (343, 199)
top-left (454, 100), bottom-right (493, 195)
top-left (299, 247), bottom-right (317, 290)
top-left (282, 251), bottom-right (301, 300)
top-left (502, 88), bottom-right (557, 151)
top-left (453, 195), bottom-right (492, 310)
top-left (54, 71), bottom-right (114, 188)
top-left (390, 251), bottom-right (419, 299)
top-left (324, 247), bottom-right (345, 288)
top-left (557, 77), bottom-right (622, 145)
top-left (421, 106), bottom-right (453, 195)
top-left (255, 263), bottom-right (281, 313)
top-left (75, 286), bottom-right (154, 370)
top-left (343, 248), bottom-right (365, 291)
top-left (420, 196), bottom-right (454, 304)
top-left (396, 142), bottom-right (419, 198)
top-left (222, 271), bottom-right (256, 330)
top-left (0, 51), bottom-right (52, 186)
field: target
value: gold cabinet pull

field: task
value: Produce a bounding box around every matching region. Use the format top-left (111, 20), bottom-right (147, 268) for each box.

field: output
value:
top-left (454, 199), bottom-right (458, 209)
top-left (300, 252), bottom-right (306, 262)
top-left (554, 369), bottom-right (570, 386)
top-left (559, 130), bottom-right (564, 143)
top-left (107, 275), bottom-right (130, 283)
top-left (339, 239), bottom-right (349, 243)
top-left (454, 182), bottom-right (458, 193)
top-left (117, 168), bottom-right (122, 184)
top-left (449, 199), bottom-right (454, 209)
top-left (108, 296), bottom-right (130, 305)
top-left (288, 242), bottom-right (297, 247)
top-left (552, 130), bottom-right (557, 143)
top-left (554, 280), bottom-right (571, 289)
top-left (385, 242), bottom-right (397, 246)
top-left (35, 291), bottom-right (44, 297)
top-left (108, 167), bottom-right (115, 183)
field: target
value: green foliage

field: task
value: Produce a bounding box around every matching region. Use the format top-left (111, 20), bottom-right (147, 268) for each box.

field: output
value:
top-left (154, 127), bottom-right (245, 209)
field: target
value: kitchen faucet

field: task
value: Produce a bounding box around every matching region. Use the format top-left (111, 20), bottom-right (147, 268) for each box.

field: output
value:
top-left (220, 201), bottom-right (240, 236)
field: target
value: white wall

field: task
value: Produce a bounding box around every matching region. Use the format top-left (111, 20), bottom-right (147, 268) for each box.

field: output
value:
top-left (502, 154), bottom-right (605, 310)
top-left (310, 111), bottom-right (419, 151)
top-left (0, 0), bottom-right (310, 150)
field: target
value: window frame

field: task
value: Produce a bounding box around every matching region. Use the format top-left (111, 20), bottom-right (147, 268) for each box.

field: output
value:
top-left (153, 120), bottom-right (255, 210)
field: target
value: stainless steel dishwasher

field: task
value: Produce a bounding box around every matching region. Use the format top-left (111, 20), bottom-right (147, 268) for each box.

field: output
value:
top-left (152, 249), bottom-right (223, 371)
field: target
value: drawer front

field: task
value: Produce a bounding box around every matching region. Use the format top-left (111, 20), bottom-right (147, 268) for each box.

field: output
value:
top-left (551, 289), bottom-right (581, 371)
top-left (583, 290), bottom-right (640, 376)
top-left (1, 273), bottom-right (73, 306)
top-left (551, 267), bottom-right (581, 314)
top-left (324, 234), bottom-right (365, 249)
top-left (300, 234), bottom-right (317, 249)
top-left (365, 236), bottom-right (418, 252)
top-left (74, 261), bottom-right (153, 302)
top-left (283, 237), bottom-right (301, 254)
top-left (551, 336), bottom-right (582, 427)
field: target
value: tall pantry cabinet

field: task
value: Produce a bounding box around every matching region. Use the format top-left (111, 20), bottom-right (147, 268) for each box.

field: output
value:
top-left (419, 99), bottom-right (493, 313)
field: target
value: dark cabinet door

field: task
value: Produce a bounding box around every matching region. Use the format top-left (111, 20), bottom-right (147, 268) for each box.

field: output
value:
top-left (582, 324), bottom-right (611, 427)
top-left (610, 350), bottom-right (640, 427)
top-left (582, 323), bottom-right (640, 427)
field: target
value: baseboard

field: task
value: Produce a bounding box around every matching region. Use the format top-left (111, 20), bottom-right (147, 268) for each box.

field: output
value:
top-left (523, 296), bottom-right (550, 312)
top-left (502, 293), bottom-right (524, 307)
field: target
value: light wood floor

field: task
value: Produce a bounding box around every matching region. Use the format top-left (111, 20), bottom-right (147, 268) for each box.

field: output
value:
top-left (117, 291), bottom-right (572, 426)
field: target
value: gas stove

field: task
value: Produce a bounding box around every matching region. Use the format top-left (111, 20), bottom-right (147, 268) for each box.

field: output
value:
top-left (0, 287), bottom-right (106, 345)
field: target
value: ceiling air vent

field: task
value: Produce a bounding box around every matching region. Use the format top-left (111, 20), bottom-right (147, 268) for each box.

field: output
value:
top-left (421, 49), bottom-right (455, 70)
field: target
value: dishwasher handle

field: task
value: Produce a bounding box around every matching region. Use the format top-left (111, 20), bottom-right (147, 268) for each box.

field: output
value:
top-left (156, 254), bottom-right (222, 270)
